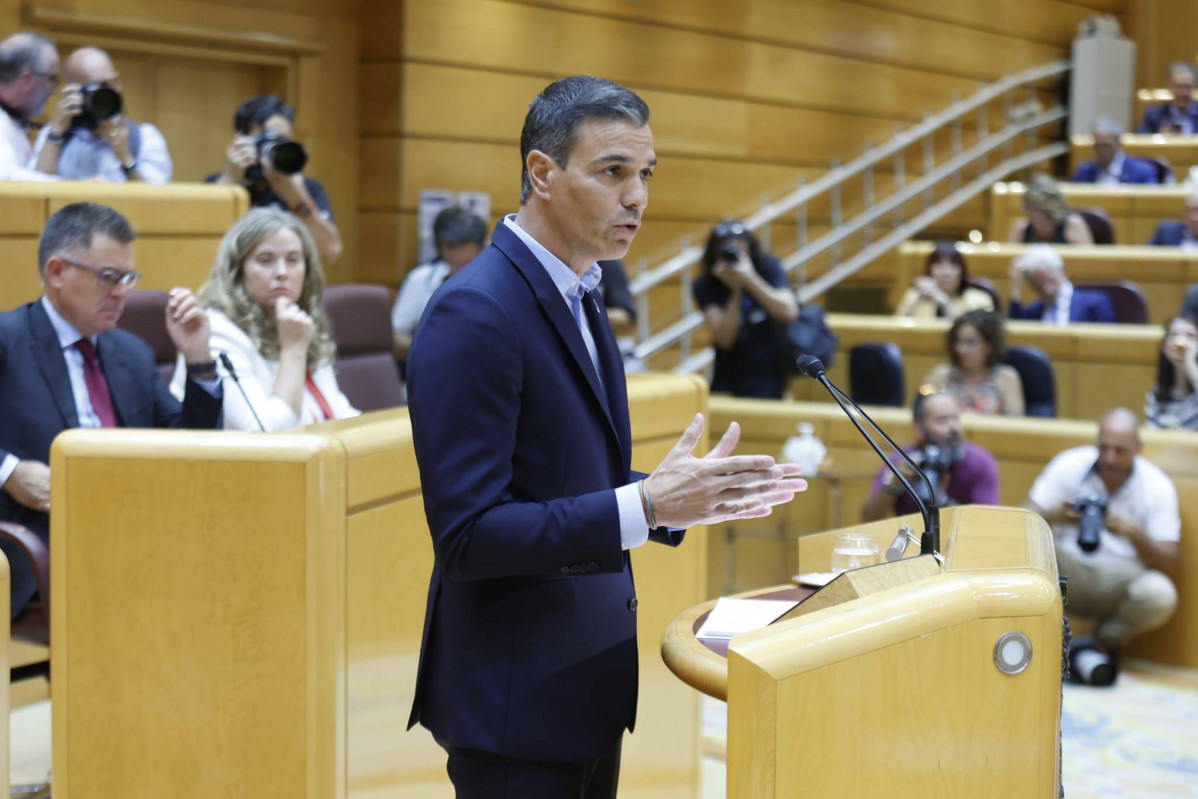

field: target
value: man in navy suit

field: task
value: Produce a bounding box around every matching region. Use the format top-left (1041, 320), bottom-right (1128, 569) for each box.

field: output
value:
top-left (1007, 245), bottom-right (1117, 324)
top-left (1073, 118), bottom-right (1160, 185)
top-left (1148, 191), bottom-right (1198, 247)
top-left (0, 202), bottom-right (222, 618)
top-left (405, 76), bottom-right (806, 797)
top-left (1139, 62), bottom-right (1198, 134)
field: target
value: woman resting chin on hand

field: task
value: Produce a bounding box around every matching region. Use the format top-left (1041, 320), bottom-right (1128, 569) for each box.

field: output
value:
top-left (170, 208), bottom-right (359, 431)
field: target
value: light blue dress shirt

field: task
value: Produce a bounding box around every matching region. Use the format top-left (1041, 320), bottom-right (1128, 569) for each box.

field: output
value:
top-left (502, 215), bottom-right (650, 550)
top-left (31, 121), bottom-right (172, 184)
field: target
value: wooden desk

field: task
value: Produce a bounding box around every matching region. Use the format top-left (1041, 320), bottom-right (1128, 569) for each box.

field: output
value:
top-left (793, 311), bottom-right (1163, 420)
top-left (663, 506), bottom-right (1063, 799)
top-left (708, 398), bottom-right (1198, 669)
top-left (49, 373), bottom-right (709, 799)
top-left (988, 181), bottom-right (1192, 245)
top-left (0, 182), bottom-right (248, 310)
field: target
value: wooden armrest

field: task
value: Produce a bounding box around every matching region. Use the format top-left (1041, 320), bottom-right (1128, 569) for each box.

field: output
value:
top-left (0, 520), bottom-right (49, 613)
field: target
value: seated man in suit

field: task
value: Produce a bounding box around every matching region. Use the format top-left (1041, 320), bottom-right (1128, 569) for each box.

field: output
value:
top-left (1139, 61), bottom-right (1198, 135)
top-left (1007, 245), bottom-right (1116, 325)
top-left (0, 202), bottom-right (223, 618)
top-left (861, 391), bottom-right (1000, 522)
top-left (1148, 191), bottom-right (1198, 248)
top-left (1073, 117), bottom-right (1160, 185)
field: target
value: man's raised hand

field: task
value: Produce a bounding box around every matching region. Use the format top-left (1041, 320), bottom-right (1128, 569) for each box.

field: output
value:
top-left (644, 413), bottom-right (806, 529)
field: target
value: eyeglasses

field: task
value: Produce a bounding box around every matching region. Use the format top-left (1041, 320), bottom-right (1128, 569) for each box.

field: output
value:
top-left (61, 257), bottom-right (141, 289)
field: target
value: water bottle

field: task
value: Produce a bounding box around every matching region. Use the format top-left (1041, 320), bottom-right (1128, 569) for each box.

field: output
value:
top-left (782, 422), bottom-right (826, 477)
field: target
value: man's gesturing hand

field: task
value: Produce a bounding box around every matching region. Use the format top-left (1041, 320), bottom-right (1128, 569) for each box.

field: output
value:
top-left (644, 413), bottom-right (806, 529)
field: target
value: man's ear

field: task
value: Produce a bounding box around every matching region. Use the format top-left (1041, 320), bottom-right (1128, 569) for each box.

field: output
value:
top-left (526, 150), bottom-right (556, 201)
top-left (43, 256), bottom-right (66, 289)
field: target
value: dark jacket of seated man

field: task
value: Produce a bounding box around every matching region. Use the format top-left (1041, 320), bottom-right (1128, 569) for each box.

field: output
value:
top-left (1072, 156), bottom-right (1160, 185)
top-left (0, 202), bottom-right (223, 620)
top-left (861, 392), bottom-right (1000, 522)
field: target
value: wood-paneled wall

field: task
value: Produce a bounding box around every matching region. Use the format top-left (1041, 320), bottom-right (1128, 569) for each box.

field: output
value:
top-left (360, 0), bottom-right (1123, 288)
top-left (3, 0), bottom-right (360, 284)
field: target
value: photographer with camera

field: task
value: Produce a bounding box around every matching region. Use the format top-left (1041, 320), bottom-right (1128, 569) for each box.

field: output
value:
top-left (693, 220), bottom-right (798, 399)
top-left (208, 95), bottom-right (341, 265)
top-left (1025, 408), bottom-right (1180, 683)
top-left (861, 391), bottom-right (1000, 522)
top-left (31, 47), bottom-right (171, 183)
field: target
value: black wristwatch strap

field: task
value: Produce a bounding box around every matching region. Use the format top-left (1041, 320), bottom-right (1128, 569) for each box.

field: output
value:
top-left (46, 131), bottom-right (66, 145)
top-left (186, 360), bottom-right (218, 378)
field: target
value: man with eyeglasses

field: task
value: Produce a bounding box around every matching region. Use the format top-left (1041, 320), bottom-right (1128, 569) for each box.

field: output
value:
top-left (0, 31), bottom-right (61, 181)
top-left (31, 46), bottom-right (171, 183)
top-left (0, 202), bottom-right (224, 620)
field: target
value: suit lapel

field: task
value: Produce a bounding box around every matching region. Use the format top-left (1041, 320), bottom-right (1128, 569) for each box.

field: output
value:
top-left (28, 302), bottom-right (80, 429)
top-left (96, 333), bottom-right (133, 426)
top-left (493, 223), bottom-right (622, 449)
top-left (584, 288), bottom-right (632, 466)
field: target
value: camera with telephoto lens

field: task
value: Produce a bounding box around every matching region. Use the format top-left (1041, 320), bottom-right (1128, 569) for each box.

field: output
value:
top-left (75, 82), bottom-right (122, 128)
top-left (719, 243), bottom-right (741, 263)
top-left (252, 130), bottom-right (307, 176)
top-left (1073, 491), bottom-right (1108, 553)
top-left (913, 442), bottom-right (959, 504)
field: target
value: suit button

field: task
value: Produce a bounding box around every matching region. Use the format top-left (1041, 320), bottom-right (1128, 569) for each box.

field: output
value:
top-left (587, 562), bottom-right (598, 572)
top-left (628, 598), bottom-right (638, 612)
top-left (560, 566), bottom-right (571, 575)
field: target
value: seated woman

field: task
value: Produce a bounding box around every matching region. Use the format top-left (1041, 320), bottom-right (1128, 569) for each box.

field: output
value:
top-left (692, 220), bottom-right (798, 399)
top-left (922, 309), bottom-right (1025, 416)
top-left (1006, 174), bottom-right (1094, 246)
top-left (894, 242), bottom-right (996, 320)
top-left (171, 208), bottom-right (359, 431)
top-left (1146, 315), bottom-right (1198, 429)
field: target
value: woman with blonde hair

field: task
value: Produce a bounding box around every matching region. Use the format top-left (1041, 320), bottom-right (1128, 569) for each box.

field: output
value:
top-left (171, 207), bottom-right (358, 430)
top-left (1006, 174), bottom-right (1094, 246)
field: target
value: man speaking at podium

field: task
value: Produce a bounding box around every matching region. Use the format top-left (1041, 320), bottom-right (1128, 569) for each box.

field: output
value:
top-left (405, 76), bottom-right (806, 797)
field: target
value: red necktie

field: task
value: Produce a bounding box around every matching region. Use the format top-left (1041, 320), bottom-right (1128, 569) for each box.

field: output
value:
top-left (74, 339), bottom-right (118, 428)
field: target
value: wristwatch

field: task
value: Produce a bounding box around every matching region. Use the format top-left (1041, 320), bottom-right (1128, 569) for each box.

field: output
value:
top-left (46, 130), bottom-right (66, 145)
top-left (186, 360), bottom-right (218, 379)
top-left (121, 158), bottom-right (138, 177)
top-left (291, 197), bottom-right (316, 218)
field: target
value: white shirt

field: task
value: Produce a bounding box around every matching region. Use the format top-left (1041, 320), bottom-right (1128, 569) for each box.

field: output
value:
top-left (168, 309), bottom-right (359, 432)
top-left (30, 121), bottom-right (172, 184)
top-left (1029, 445), bottom-right (1180, 564)
top-left (391, 260), bottom-right (451, 335)
top-left (502, 214), bottom-right (649, 550)
top-left (0, 109), bottom-right (54, 181)
top-left (1095, 151), bottom-right (1126, 186)
top-left (1043, 280), bottom-right (1074, 326)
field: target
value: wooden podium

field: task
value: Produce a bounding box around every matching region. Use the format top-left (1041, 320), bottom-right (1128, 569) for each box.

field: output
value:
top-left (662, 506), bottom-right (1063, 798)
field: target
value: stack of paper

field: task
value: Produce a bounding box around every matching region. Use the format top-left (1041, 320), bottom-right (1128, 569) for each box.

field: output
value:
top-left (695, 598), bottom-right (800, 640)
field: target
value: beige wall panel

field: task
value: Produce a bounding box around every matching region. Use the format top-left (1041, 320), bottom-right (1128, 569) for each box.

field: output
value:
top-left (0, 241), bottom-right (43, 310)
top-left (528, 0), bottom-right (1063, 78)
top-left (132, 238), bottom-right (220, 290)
top-left (359, 0), bottom-right (402, 62)
top-left (403, 0), bottom-right (983, 121)
top-left (360, 61), bottom-right (402, 136)
top-left (850, 0), bottom-right (1123, 42)
top-left (359, 210), bottom-right (403, 285)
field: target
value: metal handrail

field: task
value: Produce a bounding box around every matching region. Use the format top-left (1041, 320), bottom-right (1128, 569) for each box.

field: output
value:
top-left (627, 59), bottom-right (1070, 298)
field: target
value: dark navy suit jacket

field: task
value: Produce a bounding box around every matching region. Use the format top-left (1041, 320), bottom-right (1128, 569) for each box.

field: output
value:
top-left (405, 222), bottom-right (684, 763)
top-left (1138, 102), bottom-right (1198, 134)
top-left (1008, 289), bottom-right (1117, 323)
top-left (1149, 221), bottom-right (1192, 246)
top-left (1072, 157), bottom-right (1160, 184)
top-left (0, 299), bottom-right (223, 612)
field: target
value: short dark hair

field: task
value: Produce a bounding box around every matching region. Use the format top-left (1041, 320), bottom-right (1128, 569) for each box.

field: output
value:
top-left (433, 206), bottom-right (487, 253)
top-left (234, 95), bottom-right (295, 135)
top-left (519, 75), bottom-right (650, 203)
top-left (924, 242), bottom-right (970, 297)
top-left (0, 32), bottom-right (57, 83)
top-left (948, 309), bottom-right (1005, 370)
top-left (38, 202), bottom-right (136, 277)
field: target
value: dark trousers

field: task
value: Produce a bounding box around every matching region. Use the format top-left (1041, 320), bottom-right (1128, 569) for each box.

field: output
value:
top-left (444, 740), bottom-right (622, 798)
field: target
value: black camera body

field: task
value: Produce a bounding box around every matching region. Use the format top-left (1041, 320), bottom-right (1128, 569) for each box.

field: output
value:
top-left (913, 441), bottom-right (960, 504)
top-left (1073, 492), bottom-right (1108, 553)
top-left (253, 131), bottom-right (307, 176)
top-left (72, 83), bottom-right (122, 130)
top-left (719, 243), bottom-right (741, 263)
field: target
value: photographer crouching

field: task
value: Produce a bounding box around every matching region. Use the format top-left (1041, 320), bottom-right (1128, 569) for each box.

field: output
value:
top-left (861, 391), bottom-right (1000, 522)
top-left (32, 46), bottom-right (171, 183)
top-left (209, 95), bottom-right (341, 265)
top-left (1025, 408), bottom-right (1180, 685)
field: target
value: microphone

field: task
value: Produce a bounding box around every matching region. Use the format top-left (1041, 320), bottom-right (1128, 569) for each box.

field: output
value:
top-left (795, 355), bottom-right (940, 556)
top-left (217, 351), bottom-right (267, 433)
